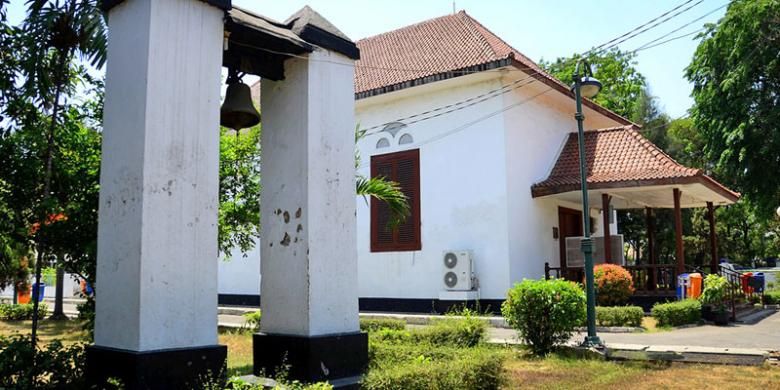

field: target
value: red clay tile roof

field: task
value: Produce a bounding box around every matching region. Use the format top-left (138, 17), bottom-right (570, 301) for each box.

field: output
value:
top-left (354, 11), bottom-right (631, 125)
top-left (531, 126), bottom-right (739, 201)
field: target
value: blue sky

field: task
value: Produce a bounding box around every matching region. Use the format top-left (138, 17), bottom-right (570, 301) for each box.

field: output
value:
top-left (6, 0), bottom-right (728, 118)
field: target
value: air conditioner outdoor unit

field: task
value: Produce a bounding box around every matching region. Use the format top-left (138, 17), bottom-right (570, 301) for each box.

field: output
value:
top-left (565, 235), bottom-right (625, 268)
top-left (442, 250), bottom-right (473, 291)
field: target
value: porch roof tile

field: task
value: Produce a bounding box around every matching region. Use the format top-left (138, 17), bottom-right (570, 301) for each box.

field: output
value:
top-left (531, 125), bottom-right (740, 202)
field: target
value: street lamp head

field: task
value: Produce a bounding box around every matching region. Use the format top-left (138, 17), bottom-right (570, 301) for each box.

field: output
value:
top-left (578, 76), bottom-right (603, 99)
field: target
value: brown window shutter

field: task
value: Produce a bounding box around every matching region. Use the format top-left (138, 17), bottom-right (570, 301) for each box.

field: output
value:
top-left (395, 150), bottom-right (420, 250)
top-left (370, 149), bottom-right (421, 252)
top-left (371, 159), bottom-right (394, 248)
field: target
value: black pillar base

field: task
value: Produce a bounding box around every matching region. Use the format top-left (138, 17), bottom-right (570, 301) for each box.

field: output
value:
top-left (86, 344), bottom-right (227, 389)
top-left (253, 332), bottom-right (368, 388)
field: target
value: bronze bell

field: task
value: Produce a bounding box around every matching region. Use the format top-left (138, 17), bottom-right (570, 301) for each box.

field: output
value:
top-left (220, 74), bottom-right (260, 130)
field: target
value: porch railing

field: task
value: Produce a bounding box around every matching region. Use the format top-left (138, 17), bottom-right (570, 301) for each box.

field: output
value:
top-left (544, 262), bottom-right (765, 322)
top-left (544, 262), bottom-right (679, 295)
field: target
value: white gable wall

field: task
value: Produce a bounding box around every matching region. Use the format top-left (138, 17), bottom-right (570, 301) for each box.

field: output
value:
top-left (502, 73), bottom-right (622, 284)
top-left (356, 72), bottom-right (512, 300)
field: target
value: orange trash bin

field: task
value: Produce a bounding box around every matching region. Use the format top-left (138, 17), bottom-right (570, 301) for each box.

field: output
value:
top-left (688, 273), bottom-right (703, 299)
top-left (740, 272), bottom-right (753, 294)
top-left (17, 288), bottom-right (31, 304)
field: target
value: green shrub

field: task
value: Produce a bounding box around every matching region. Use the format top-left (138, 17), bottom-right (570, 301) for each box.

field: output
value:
top-left (412, 317), bottom-right (486, 347)
top-left (363, 344), bottom-right (505, 390)
top-left (370, 317), bottom-right (486, 347)
top-left (699, 274), bottom-right (728, 310)
top-left (501, 278), bottom-right (585, 356)
top-left (0, 303), bottom-right (48, 320)
top-left (360, 318), bottom-right (406, 332)
top-left (651, 299), bottom-right (701, 327)
top-left (764, 290), bottom-right (780, 304)
top-left (0, 335), bottom-right (86, 389)
top-left (593, 264), bottom-right (635, 306)
top-left (243, 310), bottom-right (261, 332)
top-left (595, 306), bottom-right (644, 327)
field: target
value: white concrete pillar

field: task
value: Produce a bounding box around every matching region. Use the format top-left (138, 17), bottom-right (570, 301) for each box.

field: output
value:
top-left (255, 48), bottom-right (366, 384)
top-left (87, 0), bottom-right (226, 386)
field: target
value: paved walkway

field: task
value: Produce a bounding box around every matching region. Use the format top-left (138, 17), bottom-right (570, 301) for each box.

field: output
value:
top-left (487, 310), bottom-right (780, 351)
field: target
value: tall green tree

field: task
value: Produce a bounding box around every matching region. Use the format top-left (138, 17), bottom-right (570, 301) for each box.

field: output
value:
top-left (687, 0), bottom-right (780, 218)
top-left (1, 0), bottom-right (106, 352)
top-left (219, 126), bottom-right (261, 256)
top-left (540, 48), bottom-right (646, 119)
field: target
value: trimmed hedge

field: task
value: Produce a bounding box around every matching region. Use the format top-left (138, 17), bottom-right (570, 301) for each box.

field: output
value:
top-left (364, 342), bottom-right (505, 390)
top-left (651, 299), bottom-right (701, 327)
top-left (502, 278), bottom-right (585, 356)
top-left (360, 318), bottom-right (406, 332)
top-left (370, 317), bottom-right (487, 347)
top-left (0, 303), bottom-right (48, 321)
top-left (595, 306), bottom-right (644, 327)
top-left (364, 316), bottom-right (504, 390)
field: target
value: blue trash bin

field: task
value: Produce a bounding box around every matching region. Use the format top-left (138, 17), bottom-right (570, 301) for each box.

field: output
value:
top-left (751, 273), bottom-right (765, 293)
top-left (32, 282), bottom-right (45, 302)
top-left (677, 273), bottom-right (690, 300)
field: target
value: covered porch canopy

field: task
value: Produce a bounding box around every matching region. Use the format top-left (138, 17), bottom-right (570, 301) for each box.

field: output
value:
top-left (532, 125), bottom-right (740, 276)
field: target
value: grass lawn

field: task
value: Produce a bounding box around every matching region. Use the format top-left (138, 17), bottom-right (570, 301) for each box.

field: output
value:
top-left (504, 352), bottom-right (780, 389)
top-left (0, 318), bottom-right (88, 343)
top-left (2, 319), bottom-right (778, 389)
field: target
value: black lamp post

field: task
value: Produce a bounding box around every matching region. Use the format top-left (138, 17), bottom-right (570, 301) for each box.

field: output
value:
top-left (572, 60), bottom-right (603, 348)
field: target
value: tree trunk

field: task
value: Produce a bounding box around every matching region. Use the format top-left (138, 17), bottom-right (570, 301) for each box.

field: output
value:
top-left (30, 34), bottom-right (73, 351)
top-left (50, 267), bottom-right (67, 320)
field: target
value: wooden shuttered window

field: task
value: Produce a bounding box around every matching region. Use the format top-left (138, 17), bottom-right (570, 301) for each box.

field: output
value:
top-left (370, 149), bottom-right (421, 252)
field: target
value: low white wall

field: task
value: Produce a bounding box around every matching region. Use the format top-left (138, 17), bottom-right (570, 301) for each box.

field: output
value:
top-left (218, 246), bottom-right (261, 296)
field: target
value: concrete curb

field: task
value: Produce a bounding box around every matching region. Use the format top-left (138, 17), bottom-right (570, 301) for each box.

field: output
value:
top-left (605, 343), bottom-right (769, 366)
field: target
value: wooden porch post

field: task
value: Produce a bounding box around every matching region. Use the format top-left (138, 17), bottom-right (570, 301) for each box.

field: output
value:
top-left (646, 207), bottom-right (656, 290)
top-left (707, 201), bottom-right (718, 273)
top-left (674, 188), bottom-right (685, 274)
top-left (602, 194), bottom-right (612, 264)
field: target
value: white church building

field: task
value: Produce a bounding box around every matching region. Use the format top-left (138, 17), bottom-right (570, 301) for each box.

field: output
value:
top-left (218, 11), bottom-right (737, 312)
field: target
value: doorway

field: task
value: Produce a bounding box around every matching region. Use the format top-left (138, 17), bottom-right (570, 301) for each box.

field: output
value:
top-left (558, 206), bottom-right (583, 278)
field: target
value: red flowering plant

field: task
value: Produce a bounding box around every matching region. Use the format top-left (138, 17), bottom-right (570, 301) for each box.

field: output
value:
top-left (593, 264), bottom-right (634, 306)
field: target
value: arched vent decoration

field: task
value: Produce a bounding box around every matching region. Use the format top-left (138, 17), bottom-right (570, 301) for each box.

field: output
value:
top-left (376, 138), bottom-right (390, 149)
top-left (382, 122), bottom-right (407, 137)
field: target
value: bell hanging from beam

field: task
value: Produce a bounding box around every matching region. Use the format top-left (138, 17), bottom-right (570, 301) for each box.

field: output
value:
top-left (220, 69), bottom-right (260, 130)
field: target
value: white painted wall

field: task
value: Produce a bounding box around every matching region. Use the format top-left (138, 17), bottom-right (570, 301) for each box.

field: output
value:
top-left (220, 67), bottom-right (624, 303)
top-left (94, 0), bottom-right (223, 351)
top-left (260, 49), bottom-right (359, 336)
top-left (356, 73), bottom-right (511, 300)
top-left (218, 247), bottom-right (260, 296)
top-left (355, 69), bottom-right (623, 300)
top-left (501, 73), bottom-right (622, 283)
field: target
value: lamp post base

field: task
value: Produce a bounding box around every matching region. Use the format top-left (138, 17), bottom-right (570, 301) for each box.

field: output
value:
top-left (581, 335), bottom-right (604, 348)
